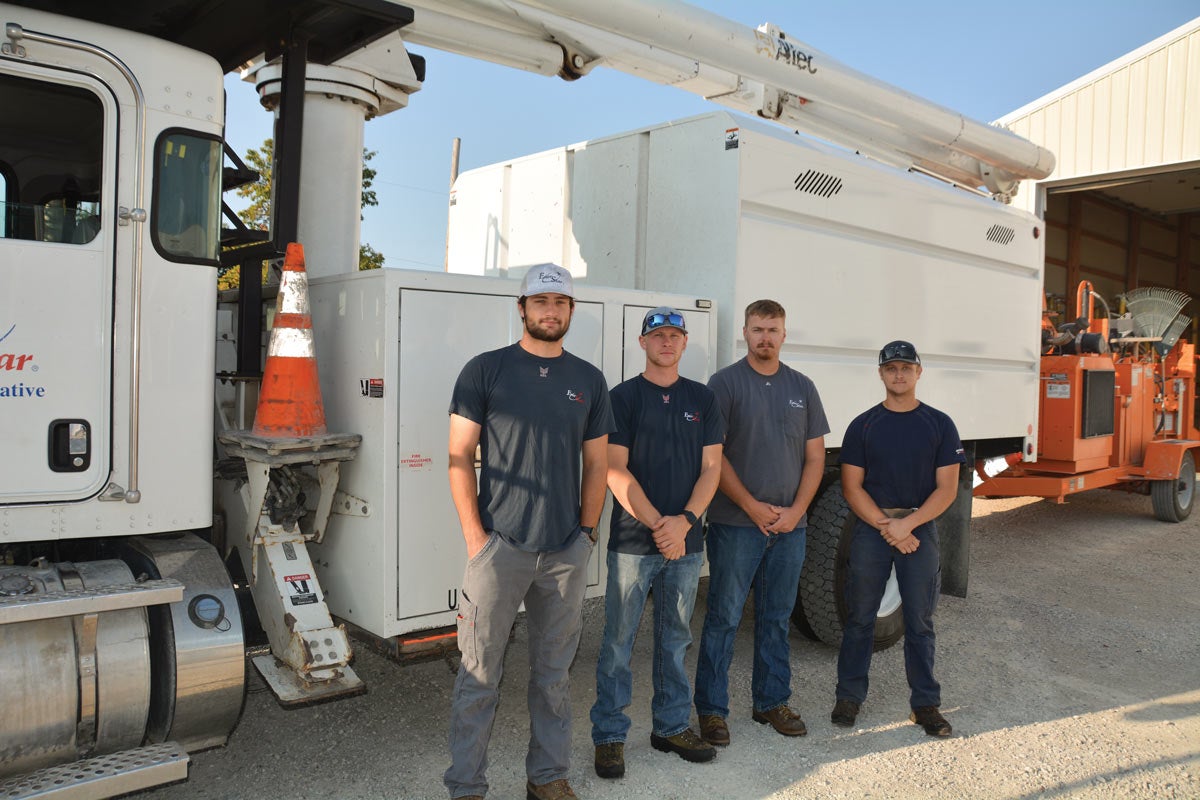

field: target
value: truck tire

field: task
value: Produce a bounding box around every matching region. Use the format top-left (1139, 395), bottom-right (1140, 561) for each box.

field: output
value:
top-left (792, 481), bottom-right (904, 651)
top-left (1152, 450), bottom-right (1196, 523)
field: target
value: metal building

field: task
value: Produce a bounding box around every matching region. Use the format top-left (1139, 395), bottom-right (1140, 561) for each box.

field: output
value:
top-left (999, 17), bottom-right (1200, 312)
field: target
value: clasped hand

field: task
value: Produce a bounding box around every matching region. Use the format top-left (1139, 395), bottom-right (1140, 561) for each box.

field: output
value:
top-left (876, 517), bottom-right (920, 553)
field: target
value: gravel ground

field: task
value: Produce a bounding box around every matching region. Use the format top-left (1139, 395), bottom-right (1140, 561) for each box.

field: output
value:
top-left (142, 491), bottom-right (1200, 799)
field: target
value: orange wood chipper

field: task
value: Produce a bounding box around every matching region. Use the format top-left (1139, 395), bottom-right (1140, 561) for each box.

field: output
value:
top-left (975, 281), bottom-right (1199, 521)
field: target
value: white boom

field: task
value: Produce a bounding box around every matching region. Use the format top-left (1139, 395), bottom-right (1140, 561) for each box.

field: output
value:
top-left (395, 0), bottom-right (1055, 201)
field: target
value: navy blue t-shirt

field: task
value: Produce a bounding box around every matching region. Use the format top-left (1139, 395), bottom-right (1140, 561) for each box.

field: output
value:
top-left (607, 375), bottom-right (725, 555)
top-left (449, 343), bottom-right (615, 552)
top-left (839, 402), bottom-right (965, 509)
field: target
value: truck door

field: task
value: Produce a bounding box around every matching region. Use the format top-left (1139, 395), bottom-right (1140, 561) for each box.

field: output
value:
top-left (0, 67), bottom-right (115, 503)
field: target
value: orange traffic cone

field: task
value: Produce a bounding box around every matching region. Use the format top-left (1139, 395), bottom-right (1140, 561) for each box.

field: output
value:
top-left (252, 243), bottom-right (327, 438)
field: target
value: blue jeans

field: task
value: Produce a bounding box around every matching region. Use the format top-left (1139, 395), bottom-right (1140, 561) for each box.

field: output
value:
top-left (694, 523), bottom-right (806, 718)
top-left (836, 518), bottom-right (941, 708)
top-left (591, 550), bottom-right (703, 743)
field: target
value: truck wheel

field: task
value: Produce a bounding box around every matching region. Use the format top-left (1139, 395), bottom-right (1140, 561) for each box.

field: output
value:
top-left (792, 481), bottom-right (904, 651)
top-left (1152, 451), bottom-right (1196, 522)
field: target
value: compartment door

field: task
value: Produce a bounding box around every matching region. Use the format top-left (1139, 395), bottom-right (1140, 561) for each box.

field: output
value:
top-left (395, 290), bottom-right (607, 623)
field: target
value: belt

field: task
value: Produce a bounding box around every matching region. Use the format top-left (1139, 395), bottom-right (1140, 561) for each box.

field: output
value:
top-left (880, 507), bottom-right (917, 519)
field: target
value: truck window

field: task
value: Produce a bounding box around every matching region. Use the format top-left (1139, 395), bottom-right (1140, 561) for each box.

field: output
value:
top-left (0, 72), bottom-right (103, 244)
top-left (153, 130), bottom-right (221, 265)
top-left (0, 165), bottom-right (11, 239)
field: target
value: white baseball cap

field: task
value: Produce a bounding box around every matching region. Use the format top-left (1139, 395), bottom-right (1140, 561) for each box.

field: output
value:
top-left (521, 263), bottom-right (574, 299)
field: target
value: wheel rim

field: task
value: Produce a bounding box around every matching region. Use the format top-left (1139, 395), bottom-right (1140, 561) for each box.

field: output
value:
top-left (878, 565), bottom-right (901, 617)
top-left (1178, 467), bottom-right (1196, 509)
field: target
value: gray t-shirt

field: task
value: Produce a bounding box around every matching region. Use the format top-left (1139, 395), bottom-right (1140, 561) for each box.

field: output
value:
top-left (707, 357), bottom-right (830, 528)
top-left (449, 343), bottom-right (615, 552)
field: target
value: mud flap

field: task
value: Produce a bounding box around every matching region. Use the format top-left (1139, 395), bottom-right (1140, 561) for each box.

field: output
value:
top-left (936, 441), bottom-right (974, 598)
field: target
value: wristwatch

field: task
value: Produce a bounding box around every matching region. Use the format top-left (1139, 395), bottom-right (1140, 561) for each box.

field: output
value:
top-left (682, 510), bottom-right (698, 526)
top-left (581, 525), bottom-right (596, 543)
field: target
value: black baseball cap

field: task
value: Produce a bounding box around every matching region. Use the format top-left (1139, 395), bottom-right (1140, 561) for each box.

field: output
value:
top-left (879, 340), bottom-right (920, 365)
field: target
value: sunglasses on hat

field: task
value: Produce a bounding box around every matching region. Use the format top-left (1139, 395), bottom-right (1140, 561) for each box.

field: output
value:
top-left (878, 341), bottom-right (920, 365)
top-left (642, 312), bottom-right (686, 336)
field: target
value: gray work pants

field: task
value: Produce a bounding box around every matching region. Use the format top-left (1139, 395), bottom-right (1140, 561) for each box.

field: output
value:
top-left (444, 530), bottom-right (594, 799)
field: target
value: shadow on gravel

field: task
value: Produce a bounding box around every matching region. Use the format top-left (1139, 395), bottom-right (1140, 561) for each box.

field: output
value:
top-left (1010, 753), bottom-right (1200, 799)
top-left (1124, 697), bottom-right (1200, 723)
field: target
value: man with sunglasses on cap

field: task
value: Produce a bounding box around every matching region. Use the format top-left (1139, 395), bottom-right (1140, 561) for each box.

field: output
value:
top-left (590, 307), bottom-right (724, 780)
top-left (694, 299), bottom-right (829, 745)
top-left (445, 263), bottom-right (615, 800)
top-left (831, 340), bottom-right (965, 738)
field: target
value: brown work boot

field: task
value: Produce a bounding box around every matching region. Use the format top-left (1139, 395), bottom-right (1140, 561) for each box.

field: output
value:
top-left (698, 714), bottom-right (730, 747)
top-left (650, 727), bottom-right (716, 763)
top-left (752, 704), bottom-right (807, 736)
top-left (526, 778), bottom-right (578, 800)
top-left (594, 742), bottom-right (625, 779)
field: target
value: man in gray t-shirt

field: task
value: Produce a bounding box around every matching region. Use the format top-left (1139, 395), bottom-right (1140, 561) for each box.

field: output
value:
top-left (694, 299), bottom-right (829, 747)
top-left (445, 264), bottom-right (614, 800)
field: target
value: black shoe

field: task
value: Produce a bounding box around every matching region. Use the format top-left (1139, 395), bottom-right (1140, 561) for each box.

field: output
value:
top-left (831, 699), bottom-right (860, 728)
top-left (594, 742), bottom-right (625, 779)
top-left (910, 706), bottom-right (952, 737)
top-left (650, 728), bottom-right (717, 763)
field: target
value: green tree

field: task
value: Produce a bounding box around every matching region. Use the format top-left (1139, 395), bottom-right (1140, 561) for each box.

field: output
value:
top-left (221, 139), bottom-right (383, 289)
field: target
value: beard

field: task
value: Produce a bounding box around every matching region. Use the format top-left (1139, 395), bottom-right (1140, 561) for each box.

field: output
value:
top-left (524, 313), bottom-right (570, 342)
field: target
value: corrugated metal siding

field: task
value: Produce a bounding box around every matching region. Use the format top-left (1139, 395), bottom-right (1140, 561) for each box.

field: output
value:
top-left (1000, 19), bottom-right (1200, 182)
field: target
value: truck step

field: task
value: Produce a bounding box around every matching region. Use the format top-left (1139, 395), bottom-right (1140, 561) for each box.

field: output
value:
top-left (0, 743), bottom-right (188, 799)
top-left (0, 579), bottom-right (183, 625)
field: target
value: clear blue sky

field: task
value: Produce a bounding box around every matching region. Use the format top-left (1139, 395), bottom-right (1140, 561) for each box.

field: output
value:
top-left (222, 1), bottom-right (1198, 271)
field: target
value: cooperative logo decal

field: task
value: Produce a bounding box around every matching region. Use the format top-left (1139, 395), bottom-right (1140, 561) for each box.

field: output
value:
top-left (0, 324), bottom-right (37, 372)
top-left (0, 324), bottom-right (45, 398)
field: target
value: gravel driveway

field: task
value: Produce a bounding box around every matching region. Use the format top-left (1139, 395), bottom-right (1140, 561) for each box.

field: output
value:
top-left (142, 490), bottom-right (1200, 799)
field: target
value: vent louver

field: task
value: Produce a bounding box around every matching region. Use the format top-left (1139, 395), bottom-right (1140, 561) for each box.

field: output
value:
top-left (793, 169), bottom-right (843, 198)
top-left (986, 224), bottom-right (1016, 245)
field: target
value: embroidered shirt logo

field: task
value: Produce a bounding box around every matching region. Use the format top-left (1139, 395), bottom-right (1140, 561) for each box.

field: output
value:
top-left (662, 393), bottom-right (670, 404)
top-left (539, 366), bottom-right (549, 378)
top-left (789, 399), bottom-right (804, 408)
top-left (683, 411), bottom-right (701, 423)
top-left (566, 389), bottom-right (585, 404)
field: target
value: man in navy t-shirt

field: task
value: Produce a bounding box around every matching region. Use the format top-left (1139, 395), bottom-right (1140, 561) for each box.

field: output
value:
top-left (589, 307), bottom-right (724, 779)
top-left (832, 340), bottom-right (965, 738)
top-left (445, 264), bottom-right (614, 800)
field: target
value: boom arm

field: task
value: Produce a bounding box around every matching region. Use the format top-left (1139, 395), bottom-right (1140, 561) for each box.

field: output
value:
top-left (395, 0), bottom-right (1055, 201)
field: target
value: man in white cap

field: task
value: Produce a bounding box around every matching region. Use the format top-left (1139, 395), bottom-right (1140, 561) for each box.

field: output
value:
top-left (590, 307), bottom-right (724, 779)
top-left (445, 264), bottom-right (615, 800)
